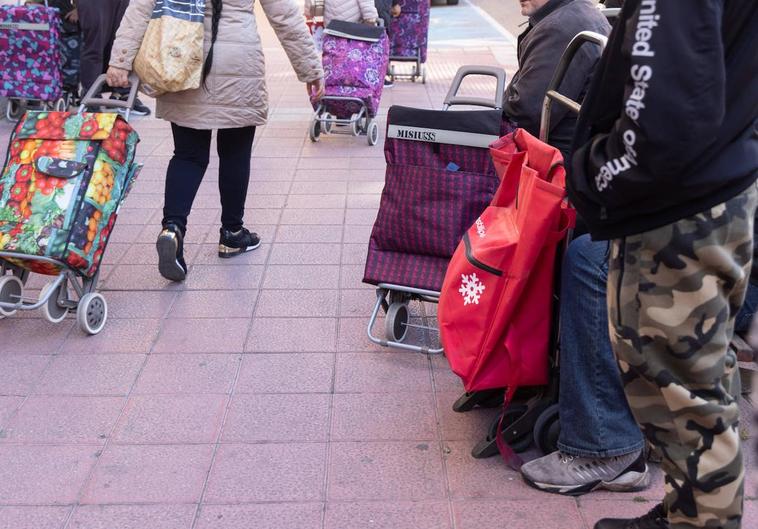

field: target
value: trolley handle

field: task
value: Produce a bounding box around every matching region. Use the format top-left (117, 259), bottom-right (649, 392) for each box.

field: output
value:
top-left (599, 7), bottom-right (621, 19)
top-left (16, 0), bottom-right (49, 6)
top-left (443, 65), bottom-right (507, 111)
top-left (79, 73), bottom-right (141, 122)
top-left (539, 31), bottom-right (607, 143)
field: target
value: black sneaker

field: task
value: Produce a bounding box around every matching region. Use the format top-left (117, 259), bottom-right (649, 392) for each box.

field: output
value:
top-left (111, 94), bottom-right (151, 116)
top-left (218, 227), bottom-right (261, 258)
top-left (594, 504), bottom-right (668, 529)
top-left (156, 223), bottom-right (187, 281)
top-left (384, 77), bottom-right (394, 88)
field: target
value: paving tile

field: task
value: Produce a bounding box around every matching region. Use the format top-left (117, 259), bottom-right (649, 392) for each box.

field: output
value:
top-left (222, 393), bottom-right (330, 442)
top-left (280, 208), bottom-right (344, 225)
top-left (120, 243), bottom-right (200, 266)
top-left (443, 441), bottom-right (544, 500)
top-left (341, 243), bottom-right (368, 265)
top-left (62, 319), bottom-right (161, 354)
top-left (1, 396), bottom-right (124, 444)
top-left (255, 290), bottom-right (338, 318)
top-left (68, 505), bottom-right (195, 529)
top-left (453, 498), bottom-right (584, 529)
top-left (103, 264), bottom-right (185, 291)
top-left (205, 443), bottom-right (326, 503)
top-left (246, 181), bottom-right (292, 195)
top-left (339, 289), bottom-right (376, 317)
top-left (0, 320), bottom-right (70, 354)
top-left (168, 290), bottom-right (258, 319)
top-left (336, 317), bottom-right (388, 353)
top-left (431, 354), bottom-right (465, 393)
top-left (344, 208), bottom-right (379, 225)
top-left (328, 441), bottom-right (446, 501)
top-left (342, 224), bottom-right (373, 244)
top-left (340, 264), bottom-right (372, 290)
top-left (331, 392), bottom-right (437, 441)
top-left (135, 354), bottom-right (241, 394)
top-left (101, 291), bottom-right (176, 319)
top-left (34, 354), bottom-right (145, 396)
top-left (335, 353), bottom-right (433, 393)
top-left (346, 195), bottom-right (380, 209)
top-left (153, 318), bottom-right (249, 353)
top-left (576, 499), bottom-right (657, 528)
top-left (183, 265), bottom-right (264, 290)
top-left (0, 506), bottom-right (71, 529)
top-left (275, 224), bottom-right (343, 244)
top-left (246, 318), bottom-right (336, 353)
top-left (324, 501), bottom-right (451, 529)
top-left (0, 396), bottom-right (23, 428)
top-left (436, 391), bottom-right (501, 442)
top-left (82, 444), bottom-right (214, 504)
top-left (0, 445), bottom-right (98, 503)
top-left (236, 353), bottom-right (333, 393)
top-left (195, 504), bottom-right (323, 529)
top-left (285, 194), bottom-right (346, 210)
top-left (262, 265), bottom-right (340, 290)
top-left (268, 243), bottom-right (342, 265)
top-left (0, 355), bottom-right (51, 395)
top-left (112, 394), bottom-right (227, 444)
top-left (290, 181), bottom-right (347, 195)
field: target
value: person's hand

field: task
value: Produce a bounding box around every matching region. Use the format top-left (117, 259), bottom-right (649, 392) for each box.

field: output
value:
top-left (307, 78), bottom-right (324, 100)
top-left (106, 66), bottom-right (130, 88)
top-left (65, 8), bottom-right (79, 23)
top-left (364, 17), bottom-right (377, 25)
top-left (391, 5), bottom-right (401, 17)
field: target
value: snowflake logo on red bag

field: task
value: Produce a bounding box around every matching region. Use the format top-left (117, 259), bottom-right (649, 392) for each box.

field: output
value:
top-left (459, 273), bottom-right (485, 305)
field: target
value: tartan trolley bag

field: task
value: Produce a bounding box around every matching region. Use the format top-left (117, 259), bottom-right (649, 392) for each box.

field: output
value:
top-left (0, 76), bottom-right (141, 335)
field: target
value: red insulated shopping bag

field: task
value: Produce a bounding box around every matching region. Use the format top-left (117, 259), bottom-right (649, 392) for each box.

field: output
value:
top-left (438, 128), bottom-right (575, 395)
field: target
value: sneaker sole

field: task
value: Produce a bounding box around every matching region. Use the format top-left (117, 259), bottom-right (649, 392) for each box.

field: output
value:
top-left (156, 234), bottom-right (186, 282)
top-left (217, 240), bottom-right (262, 259)
top-left (523, 466), bottom-right (650, 497)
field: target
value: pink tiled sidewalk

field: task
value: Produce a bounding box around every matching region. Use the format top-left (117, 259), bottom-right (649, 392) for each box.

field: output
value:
top-left (0, 4), bottom-right (756, 529)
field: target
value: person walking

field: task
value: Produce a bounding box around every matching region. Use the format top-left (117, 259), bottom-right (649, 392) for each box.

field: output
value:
top-left (77, 0), bottom-right (151, 115)
top-left (568, 1), bottom-right (758, 528)
top-left (106, 0), bottom-right (323, 282)
top-left (319, 0), bottom-right (379, 27)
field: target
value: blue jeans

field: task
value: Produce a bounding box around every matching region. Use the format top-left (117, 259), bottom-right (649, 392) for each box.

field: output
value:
top-left (557, 235), bottom-right (645, 458)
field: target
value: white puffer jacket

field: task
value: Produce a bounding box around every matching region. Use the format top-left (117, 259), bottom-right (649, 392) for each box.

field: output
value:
top-left (305, 0), bottom-right (378, 27)
top-left (111, 0), bottom-right (323, 130)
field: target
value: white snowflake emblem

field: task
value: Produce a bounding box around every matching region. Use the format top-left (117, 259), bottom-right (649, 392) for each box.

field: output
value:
top-left (458, 273), bottom-right (485, 305)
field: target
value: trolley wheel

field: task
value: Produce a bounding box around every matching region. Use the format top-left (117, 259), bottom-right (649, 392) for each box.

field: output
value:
top-left (6, 99), bottom-right (22, 121)
top-left (385, 301), bottom-right (409, 342)
top-left (77, 292), bottom-right (108, 335)
top-left (40, 281), bottom-right (68, 324)
top-left (367, 119), bottom-right (379, 146)
top-left (0, 275), bottom-right (23, 317)
top-left (54, 96), bottom-right (67, 112)
top-left (421, 65), bottom-right (427, 84)
top-left (471, 404), bottom-right (532, 459)
top-left (309, 118), bottom-right (321, 142)
top-left (351, 114), bottom-right (361, 137)
top-left (321, 113), bottom-right (334, 134)
top-left (533, 403), bottom-right (560, 455)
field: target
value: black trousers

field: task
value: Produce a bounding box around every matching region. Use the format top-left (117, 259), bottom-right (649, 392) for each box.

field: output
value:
top-left (78, 0), bottom-right (129, 93)
top-left (163, 124), bottom-right (257, 233)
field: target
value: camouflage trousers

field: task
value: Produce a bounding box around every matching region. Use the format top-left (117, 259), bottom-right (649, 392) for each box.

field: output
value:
top-left (607, 182), bottom-right (758, 529)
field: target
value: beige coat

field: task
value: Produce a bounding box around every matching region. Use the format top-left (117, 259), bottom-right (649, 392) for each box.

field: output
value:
top-left (304, 0), bottom-right (379, 27)
top-left (111, 0), bottom-right (323, 129)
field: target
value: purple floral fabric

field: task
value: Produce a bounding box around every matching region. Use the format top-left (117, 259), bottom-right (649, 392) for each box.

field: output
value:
top-left (313, 31), bottom-right (389, 118)
top-left (390, 0), bottom-right (430, 63)
top-left (0, 5), bottom-right (63, 102)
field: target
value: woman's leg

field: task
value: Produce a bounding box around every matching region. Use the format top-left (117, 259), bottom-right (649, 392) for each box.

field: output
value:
top-left (162, 123), bottom-right (212, 233)
top-left (216, 126), bottom-right (256, 231)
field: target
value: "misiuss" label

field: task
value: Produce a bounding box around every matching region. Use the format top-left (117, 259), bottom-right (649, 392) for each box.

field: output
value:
top-left (387, 125), bottom-right (499, 148)
top-left (0, 22), bottom-right (50, 31)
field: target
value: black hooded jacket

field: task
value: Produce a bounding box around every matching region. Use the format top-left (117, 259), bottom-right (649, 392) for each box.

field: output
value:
top-left (569, 0), bottom-right (758, 240)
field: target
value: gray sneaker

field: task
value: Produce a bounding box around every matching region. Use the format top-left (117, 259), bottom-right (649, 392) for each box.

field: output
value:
top-left (521, 449), bottom-right (650, 496)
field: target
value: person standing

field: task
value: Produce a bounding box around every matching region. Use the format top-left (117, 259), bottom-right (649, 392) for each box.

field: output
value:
top-left (106, 0), bottom-right (323, 282)
top-left (77, 0), bottom-right (151, 115)
top-left (569, 1), bottom-right (758, 528)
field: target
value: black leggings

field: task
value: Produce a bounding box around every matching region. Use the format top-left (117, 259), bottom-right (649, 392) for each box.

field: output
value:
top-left (163, 123), bottom-right (256, 233)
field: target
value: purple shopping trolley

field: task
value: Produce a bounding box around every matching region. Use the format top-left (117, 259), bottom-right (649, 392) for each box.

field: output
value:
top-left (363, 66), bottom-right (512, 354)
top-left (388, 0), bottom-right (430, 84)
top-left (310, 20), bottom-right (389, 146)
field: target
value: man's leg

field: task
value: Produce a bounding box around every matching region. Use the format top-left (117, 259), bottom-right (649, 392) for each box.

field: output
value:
top-left (521, 235), bottom-right (647, 495)
top-left (78, 0), bottom-right (128, 94)
top-left (605, 183), bottom-right (757, 529)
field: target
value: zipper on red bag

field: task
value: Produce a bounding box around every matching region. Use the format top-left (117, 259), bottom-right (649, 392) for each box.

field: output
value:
top-left (463, 232), bottom-right (502, 277)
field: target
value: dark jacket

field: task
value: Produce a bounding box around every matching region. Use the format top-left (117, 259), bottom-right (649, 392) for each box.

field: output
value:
top-left (503, 0), bottom-right (610, 160)
top-left (569, 0), bottom-right (758, 240)
top-left (375, 0), bottom-right (399, 30)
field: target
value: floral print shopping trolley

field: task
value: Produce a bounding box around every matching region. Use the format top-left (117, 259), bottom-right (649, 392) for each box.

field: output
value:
top-left (0, 76), bottom-right (142, 335)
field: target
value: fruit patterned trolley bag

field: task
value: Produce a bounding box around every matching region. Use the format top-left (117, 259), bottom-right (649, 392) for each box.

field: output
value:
top-left (0, 111), bottom-right (140, 278)
top-left (0, 2), bottom-right (63, 102)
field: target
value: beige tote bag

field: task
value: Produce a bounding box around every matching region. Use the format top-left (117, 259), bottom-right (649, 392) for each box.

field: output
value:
top-left (133, 0), bottom-right (206, 96)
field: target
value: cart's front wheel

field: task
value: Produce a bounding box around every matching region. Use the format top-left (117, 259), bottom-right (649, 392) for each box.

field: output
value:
top-left (367, 120), bottom-right (379, 146)
top-left (533, 403), bottom-right (560, 455)
top-left (54, 96), bottom-right (68, 112)
top-left (350, 114), bottom-right (361, 137)
top-left (309, 118), bottom-right (321, 142)
top-left (385, 301), bottom-right (409, 343)
top-left (0, 275), bottom-right (23, 317)
top-left (6, 99), bottom-right (22, 122)
top-left (77, 292), bottom-right (108, 335)
top-left (321, 113), bottom-right (334, 134)
top-left (40, 281), bottom-right (68, 324)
